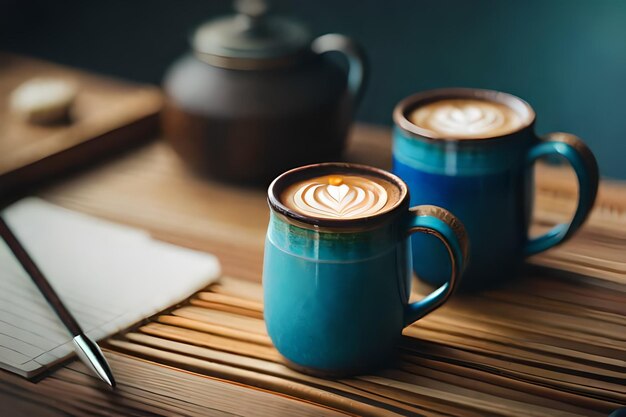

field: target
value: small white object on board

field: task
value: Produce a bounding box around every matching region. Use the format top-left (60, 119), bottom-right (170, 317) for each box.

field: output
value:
top-left (9, 77), bottom-right (77, 124)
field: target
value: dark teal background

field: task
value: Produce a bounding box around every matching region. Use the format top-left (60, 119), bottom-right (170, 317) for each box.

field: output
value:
top-left (2, 0), bottom-right (625, 178)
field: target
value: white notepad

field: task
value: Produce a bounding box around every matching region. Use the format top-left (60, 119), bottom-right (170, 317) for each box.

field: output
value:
top-left (0, 198), bottom-right (221, 378)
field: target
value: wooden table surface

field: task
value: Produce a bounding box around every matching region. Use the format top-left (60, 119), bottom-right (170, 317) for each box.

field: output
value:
top-left (0, 124), bottom-right (391, 416)
top-left (0, 124), bottom-right (624, 416)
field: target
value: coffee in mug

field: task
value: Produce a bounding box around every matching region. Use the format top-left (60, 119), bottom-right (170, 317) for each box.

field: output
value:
top-left (263, 163), bottom-right (469, 376)
top-left (407, 98), bottom-right (524, 139)
top-left (280, 174), bottom-right (400, 219)
top-left (393, 88), bottom-right (599, 290)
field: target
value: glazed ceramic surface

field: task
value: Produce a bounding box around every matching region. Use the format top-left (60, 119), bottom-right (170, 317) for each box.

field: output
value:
top-left (263, 163), bottom-right (468, 375)
top-left (393, 88), bottom-right (599, 290)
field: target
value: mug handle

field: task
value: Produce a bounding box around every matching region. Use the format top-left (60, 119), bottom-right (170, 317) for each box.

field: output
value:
top-left (403, 205), bottom-right (469, 327)
top-left (311, 34), bottom-right (368, 104)
top-left (524, 133), bottom-right (599, 256)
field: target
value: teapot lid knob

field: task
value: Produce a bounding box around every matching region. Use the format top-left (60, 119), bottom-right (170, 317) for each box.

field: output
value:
top-left (233, 0), bottom-right (269, 33)
top-left (235, 0), bottom-right (268, 19)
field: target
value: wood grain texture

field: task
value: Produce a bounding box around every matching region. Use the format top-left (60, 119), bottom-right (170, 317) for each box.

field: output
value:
top-left (107, 266), bottom-right (625, 416)
top-left (0, 124), bottom-right (624, 416)
top-left (1, 350), bottom-right (348, 417)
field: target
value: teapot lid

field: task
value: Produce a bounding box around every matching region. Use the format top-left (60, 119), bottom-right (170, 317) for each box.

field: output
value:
top-left (193, 0), bottom-right (311, 69)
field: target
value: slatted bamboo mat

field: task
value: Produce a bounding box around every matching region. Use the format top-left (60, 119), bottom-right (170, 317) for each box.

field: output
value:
top-left (105, 180), bottom-right (626, 417)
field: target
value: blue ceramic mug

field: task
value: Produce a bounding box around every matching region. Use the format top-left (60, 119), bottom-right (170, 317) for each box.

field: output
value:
top-left (263, 163), bottom-right (468, 376)
top-left (393, 88), bottom-right (599, 290)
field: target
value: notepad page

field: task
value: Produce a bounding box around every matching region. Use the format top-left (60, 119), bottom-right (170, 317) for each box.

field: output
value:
top-left (0, 197), bottom-right (221, 378)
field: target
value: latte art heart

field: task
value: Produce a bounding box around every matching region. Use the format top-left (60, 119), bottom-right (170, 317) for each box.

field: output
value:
top-left (409, 98), bottom-right (523, 139)
top-left (431, 104), bottom-right (504, 135)
top-left (287, 175), bottom-right (390, 219)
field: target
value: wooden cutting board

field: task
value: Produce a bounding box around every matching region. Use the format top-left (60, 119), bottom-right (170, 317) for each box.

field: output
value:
top-left (0, 53), bottom-right (163, 196)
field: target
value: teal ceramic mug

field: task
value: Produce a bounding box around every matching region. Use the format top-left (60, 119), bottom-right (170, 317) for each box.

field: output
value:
top-left (263, 162), bottom-right (469, 376)
top-left (393, 88), bottom-right (599, 290)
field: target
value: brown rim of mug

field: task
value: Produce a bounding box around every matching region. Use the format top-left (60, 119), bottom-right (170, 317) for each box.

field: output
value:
top-left (393, 87), bottom-right (537, 142)
top-left (268, 162), bottom-right (409, 229)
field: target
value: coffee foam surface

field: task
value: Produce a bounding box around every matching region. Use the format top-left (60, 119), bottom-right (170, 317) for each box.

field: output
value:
top-left (280, 174), bottom-right (399, 220)
top-left (408, 98), bottom-right (524, 139)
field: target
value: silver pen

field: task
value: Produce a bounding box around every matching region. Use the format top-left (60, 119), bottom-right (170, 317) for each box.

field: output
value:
top-left (0, 216), bottom-right (115, 388)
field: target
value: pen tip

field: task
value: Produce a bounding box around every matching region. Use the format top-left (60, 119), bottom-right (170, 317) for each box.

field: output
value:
top-left (73, 334), bottom-right (117, 389)
top-left (105, 376), bottom-right (117, 389)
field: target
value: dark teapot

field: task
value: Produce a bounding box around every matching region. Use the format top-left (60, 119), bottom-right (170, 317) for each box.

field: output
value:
top-left (162, 0), bottom-right (367, 184)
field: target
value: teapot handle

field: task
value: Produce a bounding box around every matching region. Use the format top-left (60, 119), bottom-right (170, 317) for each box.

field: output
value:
top-left (312, 34), bottom-right (368, 105)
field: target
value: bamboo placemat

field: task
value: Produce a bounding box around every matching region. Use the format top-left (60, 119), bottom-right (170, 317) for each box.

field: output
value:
top-left (105, 176), bottom-right (626, 417)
